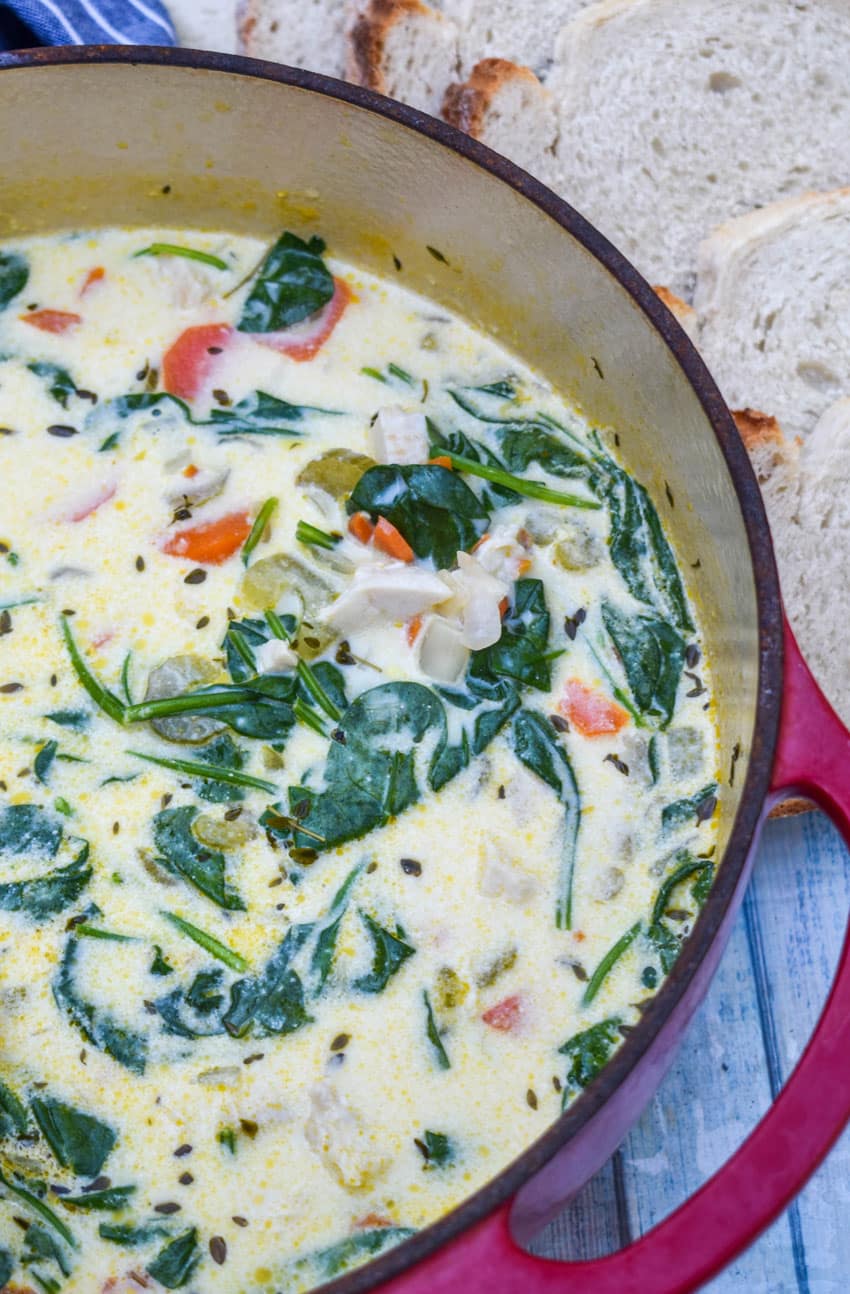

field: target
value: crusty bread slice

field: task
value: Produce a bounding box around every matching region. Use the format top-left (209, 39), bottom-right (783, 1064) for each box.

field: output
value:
top-left (549, 0), bottom-right (850, 297)
top-left (237, 0), bottom-right (351, 78)
top-left (652, 285), bottom-right (697, 343)
top-left (434, 0), bottom-right (593, 78)
top-left (347, 0), bottom-right (460, 116)
top-left (171, 0), bottom-right (238, 51)
top-left (442, 58), bottom-right (558, 185)
top-left (696, 189), bottom-right (850, 443)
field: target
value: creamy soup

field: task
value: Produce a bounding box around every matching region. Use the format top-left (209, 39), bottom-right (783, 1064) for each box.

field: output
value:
top-left (0, 228), bottom-right (719, 1293)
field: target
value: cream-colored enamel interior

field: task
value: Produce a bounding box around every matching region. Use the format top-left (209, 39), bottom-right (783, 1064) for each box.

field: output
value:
top-left (0, 60), bottom-right (755, 1294)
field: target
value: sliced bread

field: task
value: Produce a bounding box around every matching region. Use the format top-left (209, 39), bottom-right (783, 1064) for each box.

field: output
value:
top-left (347, 0), bottom-right (460, 116)
top-left (695, 188), bottom-right (850, 443)
top-left (652, 285), bottom-right (697, 343)
top-left (237, 0), bottom-right (351, 78)
top-left (549, 0), bottom-right (850, 296)
top-left (442, 58), bottom-right (558, 185)
top-left (434, 0), bottom-right (593, 78)
top-left (170, 0), bottom-right (238, 52)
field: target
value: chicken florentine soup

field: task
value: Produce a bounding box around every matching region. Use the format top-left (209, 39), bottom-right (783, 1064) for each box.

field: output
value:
top-left (0, 227), bottom-right (719, 1294)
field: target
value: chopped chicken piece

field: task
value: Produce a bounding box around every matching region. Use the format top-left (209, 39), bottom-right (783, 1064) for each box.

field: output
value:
top-left (416, 615), bottom-right (470, 682)
top-left (478, 840), bottom-right (539, 903)
top-left (305, 1081), bottom-right (388, 1192)
top-left (473, 526), bottom-right (527, 583)
top-left (370, 406), bottom-right (429, 464)
top-left (440, 552), bottom-right (508, 650)
top-left (255, 638), bottom-right (298, 674)
top-left (164, 465), bottom-right (229, 508)
top-left (320, 561), bottom-right (450, 633)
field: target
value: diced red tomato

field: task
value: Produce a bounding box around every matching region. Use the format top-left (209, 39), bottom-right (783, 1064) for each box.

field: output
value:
top-left (161, 323), bottom-right (233, 401)
top-left (355, 1214), bottom-right (393, 1231)
top-left (80, 266), bottom-right (105, 296)
top-left (21, 309), bottom-right (82, 335)
top-left (482, 994), bottom-right (524, 1032)
top-left (253, 278), bottom-right (351, 362)
top-left (559, 679), bottom-right (629, 737)
top-left (162, 510), bottom-right (251, 565)
top-left (62, 482), bottom-right (117, 523)
top-left (348, 512), bottom-right (375, 545)
top-left (406, 614), bottom-right (423, 646)
top-left (374, 516), bottom-right (414, 562)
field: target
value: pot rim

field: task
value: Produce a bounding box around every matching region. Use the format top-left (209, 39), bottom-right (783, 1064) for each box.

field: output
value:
top-left (0, 44), bottom-right (785, 1289)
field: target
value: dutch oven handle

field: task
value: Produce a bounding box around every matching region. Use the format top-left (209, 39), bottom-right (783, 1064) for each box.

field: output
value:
top-left (379, 617), bottom-right (850, 1294)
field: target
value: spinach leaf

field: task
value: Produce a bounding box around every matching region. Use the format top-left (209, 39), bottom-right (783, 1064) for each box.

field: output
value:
top-left (510, 708), bottom-right (580, 930)
top-left (0, 1248), bottom-right (12, 1287)
top-left (416, 1130), bottom-right (454, 1168)
top-left (353, 912), bottom-right (415, 993)
top-left (0, 251), bottom-right (28, 308)
top-left (645, 921), bottom-right (681, 975)
top-left (0, 843), bottom-right (92, 920)
top-left (34, 740), bottom-right (59, 785)
top-left (152, 806), bottom-right (245, 910)
top-left (495, 423), bottom-right (591, 481)
top-left (238, 232), bottom-right (335, 334)
top-left (0, 1168), bottom-right (76, 1248)
top-left (222, 924), bottom-right (312, 1039)
top-left (224, 616), bottom-right (348, 715)
top-left (651, 852), bottom-right (714, 924)
top-left (308, 862), bottom-right (362, 992)
top-left (692, 861), bottom-right (715, 907)
top-left (30, 1096), bottom-right (116, 1178)
top-left (155, 967), bottom-right (229, 1039)
top-left (423, 989), bottom-right (450, 1070)
top-left (428, 674), bottom-right (520, 792)
top-left (27, 361), bottom-right (79, 410)
top-left (427, 421), bottom-right (519, 509)
top-left (146, 675), bottom-right (299, 744)
top-left (280, 683), bottom-right (446, 854)
top-left (45, 709), bottom-right (90, 731)
top-left (348, 464), bottom-right (490, 569)
top-left (602, 463), bottom-right (694, 634)
top-left (147, 1227), bottom-right (200, 1289)
top-left (191, 733), bottom-right (247, 804)
top-left (470, 578), bottom-right (551, 691)
top-left (601, 601), bottom-right (685, 728)
top-left (0, 1079), bottom-right (28, 1138)
top-left (294, 1227), bottom-right (416, 1282)
top-left (150, 945), bottom-right (174, 976)
top-left (205, 390), bottom-right (319, 437)
top-left (661, 783), bottom-right (718, 834)
top-left (21, 1221), bottom-right (71, 1279)
top-left (0, 804), bottom-right (63, 857)
top-left (558, 1018), bottom-right (621, 1105)
top-left (582, 920), bottom-right (642, 1005)
top-left (99, 1220), bottom-right (170, 1246)
top-left (59, 1184), bottom-right (135, 1211)
top-left (53, 936), bottom-right (149, 1073)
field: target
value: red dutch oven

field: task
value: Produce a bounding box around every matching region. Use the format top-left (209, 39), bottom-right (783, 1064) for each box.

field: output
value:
top-left (1, 45), bottom-right (848, 1294)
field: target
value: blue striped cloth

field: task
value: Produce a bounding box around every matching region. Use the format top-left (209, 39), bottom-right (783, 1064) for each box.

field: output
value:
top-left (0, 0), bottom-right (175, 49)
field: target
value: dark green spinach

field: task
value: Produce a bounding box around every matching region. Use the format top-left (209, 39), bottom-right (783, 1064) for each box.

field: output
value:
top-left (58, 1184), bottom-right (135, 1211)
top-left (348, 463), bottom-right (490, 568)
top-left (0, 803), bottom-right (63, 857)
top-left (152, 806), bottom-right (245, 910)
top-left (27, 361), bottom-right (79, 410)
top-left (147, 1227), bottom-right (200, 1289)
top-left (0, 1079), bottom-right (28, 1138)
top-left (423, 989), bottom-right (450, 1070)
top-left (510, 708), bottom-right (580, 929)
top-left (558, 1018), bottom-right (622, 1105)
top-left (294, 1227), bottom-right (416, 1282)
top-left (416, 1129), bottom-right (454, 1168)
top-left (206, 390), bottom-right (322, 437)
top-left (53, 936), bottom-right (149, 1073)
top-left (661, 783), bottom-right (718, 834)
top-left (601, 601), bottom-right (685, 729)
top-left (353, 912), bottom-right (415, 993)
top-left (0, 844), bottom-right (92, 921)
top-left (238, 232), bottom-right (335, 333)
top-left (0, 251), bottom-right (28, 308)
top-left (30, 1096), bottom-right (116, 1178)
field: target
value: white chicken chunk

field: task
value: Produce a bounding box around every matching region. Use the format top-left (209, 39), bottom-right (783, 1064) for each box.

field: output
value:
top-left (416, 615), bottom-right (470, 683)
top-left (370, 406), bottom-right (429, 465)
top-left (478, 840), bottom-right (539, 904)
top-left (320, 561), bottom-right (450, 633)
top-left (254, 638), bottom-right (298, 674)
top-left (304, 1081), bottom-right (388, 1191)
top-left (440, 551), bottom-right (508, 650)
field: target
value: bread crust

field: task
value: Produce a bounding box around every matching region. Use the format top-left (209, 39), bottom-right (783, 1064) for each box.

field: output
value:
top-left (652, 284), bottom-right (697, 340)
top-left (348, 0), bottom-right (433, 90)
top-left (442, 57), bottom-right (542, 137)
top-left (236, 0), bottom-right (259, 51)
top-left (732, 406), bottom-right (784, 452)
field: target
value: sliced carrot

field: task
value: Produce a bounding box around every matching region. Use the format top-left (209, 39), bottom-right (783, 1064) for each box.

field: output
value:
top-left (482, 994), bottom-right (524, 1032)
top-left (348, 512), bottom-right (375, 545)
top-left (63, 482), bottom-right (117, 524)
top-left (374, 516), bottom-right (414, 562)
top-left (559, 679), bottom-right (629, 737)
top-left (256, 278), bottom-right (351, 363)
top-left (428, 455), bottom-right (453, 470)
top-left (183, 464), bottom-right (199, 478)
top-left (406, 614), bottom-right (423, 646)
top-left (573, 930), bottom-right (586, 943)
top-left (498, 596), bottom-right (510, 618)
top-left (162, 510), bottom-right (251, 565)
top-left (517, 557), bottom-right (533, 575)
top-left (21, 309), bottom-right (82, 335)
top-left (355, 1214), bottom-right (393, 1231)
top-left (161, 322), bottom-right (233, 401)
top-left (80, 266), bottom-right (105, 296)
top-left (471, 532), bottom-right (491, 554)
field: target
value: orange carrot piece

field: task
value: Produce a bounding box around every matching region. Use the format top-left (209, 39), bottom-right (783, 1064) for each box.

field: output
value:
top-left (80, 266), bottom-right (105, 295)
top-left (517, 557), bottom-right (533, 575)
top-left (482, 994), bottom-right (524, 1032)
top-left (559, 679), bottom-right (629, 737)
top-left (348, 512), bottom-right (375, 545)
top-left (471, 532), bottom-right (491, 553)
top-left (183, 464), bottom-right (199, 478)
top-left (21, 309), bottom-right (82, 335)
top-left (374, 516), bottom-right (414, 562)
top-left (406, 614), bottom-right (423, 646)
top-left (498, 596), bottom-right (510, 618)
top-left (428, 455), bottom-right (453, 470)
top-left (257, 278), bottom-right (352, 362)
top-left (162, 511), bottom-right (251, 565)
top-left (162, 322), bottom-right (233, 401)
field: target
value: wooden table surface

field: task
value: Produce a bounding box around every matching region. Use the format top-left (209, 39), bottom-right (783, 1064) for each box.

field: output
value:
top-left (533, 811), bottom-right (850, 1291)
